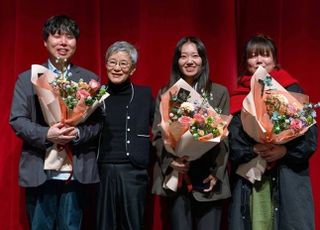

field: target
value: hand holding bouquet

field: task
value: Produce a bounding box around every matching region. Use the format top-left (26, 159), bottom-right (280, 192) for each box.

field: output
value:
top-left (159, 78), bottom-right (232, 191)
top-left (31, 63), bottom-right (109, 171)
top-left (237, 66), bottom-right (318, 183)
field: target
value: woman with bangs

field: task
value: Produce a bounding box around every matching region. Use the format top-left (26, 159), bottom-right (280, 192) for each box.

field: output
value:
top-left (228, 34), bottom-right (318, 230)
top-left (152, 36), bottom-right (230, 230)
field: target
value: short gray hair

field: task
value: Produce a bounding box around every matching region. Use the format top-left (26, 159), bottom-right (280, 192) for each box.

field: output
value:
top-left (105, 41), bottom-right (138, 66)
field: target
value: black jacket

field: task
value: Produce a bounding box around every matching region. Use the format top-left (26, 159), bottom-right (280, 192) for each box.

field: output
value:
top-left (97, 84), bottom-right (154, 169)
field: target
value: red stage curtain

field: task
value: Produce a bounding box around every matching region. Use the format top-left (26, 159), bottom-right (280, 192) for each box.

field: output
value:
top-left (0, 0), bottom-right (319, 229)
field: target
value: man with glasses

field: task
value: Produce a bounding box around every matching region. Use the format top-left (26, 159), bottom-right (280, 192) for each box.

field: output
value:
top-left (96, 41), bottom-right (154, 230)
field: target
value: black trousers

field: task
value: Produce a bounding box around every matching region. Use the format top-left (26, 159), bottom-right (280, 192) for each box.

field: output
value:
top-left (169, 186), bottom-right (223, 230)
top-left (97, 163), bottom-right (148, 230)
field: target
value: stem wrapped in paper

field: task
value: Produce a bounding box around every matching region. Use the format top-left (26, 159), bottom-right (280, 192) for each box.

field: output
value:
top-left (31, 64), bottom-right (109, 171)
top-left (159, 78), bottom-right (232, 191)
top-left (238, 66), bottom-right (317, 182)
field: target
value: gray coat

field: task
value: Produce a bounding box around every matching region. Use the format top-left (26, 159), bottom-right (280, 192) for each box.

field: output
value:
top-left (9, 63), bottom-right (103, 187)
top-left (152, 82), bottom-right (231, 202)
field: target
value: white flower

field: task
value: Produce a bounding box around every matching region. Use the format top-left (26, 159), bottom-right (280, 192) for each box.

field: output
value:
top-left (272, 94), bottom-right (289, 105)
top-left (180, 102), bottom-right (194, 112)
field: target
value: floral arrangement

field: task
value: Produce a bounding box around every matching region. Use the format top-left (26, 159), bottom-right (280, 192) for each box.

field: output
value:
top-left (49, 57), bottom-right (107, 110)
top-left (159, 79), bottom-right (232, 191)
top-left (265, 94), bottom-right (319, 134)
top-left (168, 89), bottom-right (227, 140)
top-left (238, 66), bottom-right (318, 183)
top-left (31, 59), bottom-right (109, 172)
top-left (263, 77), bottom-right (319, 135)
top-left (50, 76), bottom-right (107, 110)
top-left (241, 66), bottom-right (318, 144)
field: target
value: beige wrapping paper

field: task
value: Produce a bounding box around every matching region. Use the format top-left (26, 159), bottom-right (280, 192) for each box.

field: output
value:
top-left (31, 64), bottom-right (109, 171)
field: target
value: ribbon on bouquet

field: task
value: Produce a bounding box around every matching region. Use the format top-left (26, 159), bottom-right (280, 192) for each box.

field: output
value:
top-left (177, 173), bottom-right (193, 192)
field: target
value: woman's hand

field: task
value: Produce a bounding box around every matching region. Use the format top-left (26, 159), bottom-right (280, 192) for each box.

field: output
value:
top-left (202, 174), bottom-right (217, 192)
top-left (253, 143), bottom-right (272, 155)
top-left (253, 143), bottom-right (287, 162)
top-left (260, 144), bottom-right (287, 162)
top-left (170, 156), bottom-right (190, 173)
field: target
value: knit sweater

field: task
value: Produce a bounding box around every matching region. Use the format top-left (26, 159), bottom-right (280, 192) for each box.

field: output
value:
top-left (98, 80), bottom-right (132, 163)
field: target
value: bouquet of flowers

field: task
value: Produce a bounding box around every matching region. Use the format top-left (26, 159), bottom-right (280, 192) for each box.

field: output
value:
top-left (31, 62), bottom-right (109, 171)
top-left (159, 78), bottom-right (232, 191)
top-left (49, 72), bottom-right (107, 126)
top-left (169, 96), bottom-right (226, 141)
top-left (237, 66), bottom-right (318, 183)
top-left (264, 92), bottom-right (318, 136)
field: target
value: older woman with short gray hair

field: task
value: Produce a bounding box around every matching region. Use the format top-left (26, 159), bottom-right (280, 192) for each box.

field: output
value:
top-left (97, 41), bottom-right (154, 230)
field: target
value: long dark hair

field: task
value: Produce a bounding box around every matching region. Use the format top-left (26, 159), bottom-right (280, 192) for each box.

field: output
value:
top-left (168, 36), bottom-right (211, 93)
top-left (239, 34), bottom-right (280, 76)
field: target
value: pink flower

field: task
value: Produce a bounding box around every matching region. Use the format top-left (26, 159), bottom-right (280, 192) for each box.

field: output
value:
top-left (290, 119), bottom-right (303, 131)
top-left (214, 116), bottom-right (223, 124)
top-left (89, 79), bottom-right (100, 93)
top-left (193, 113), bottom-right (205, 124)
top-left (76, 89), bottom-right (91, 99)
top-left (287, 104), bottom-right (297, 116)
top-left (178, 116), bottom-right (193, 124)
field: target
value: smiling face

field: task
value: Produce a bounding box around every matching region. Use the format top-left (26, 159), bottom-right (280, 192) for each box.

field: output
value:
top-left (106, 51), bottom-right (136, 84)
top-left (44, 32), bottom-right (77, 65)
top-left (178, 42), bottom-right (202, 83)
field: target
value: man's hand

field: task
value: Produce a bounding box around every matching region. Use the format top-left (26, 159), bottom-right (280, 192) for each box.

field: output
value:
top-left (47, 122), bottom-right (77, 145)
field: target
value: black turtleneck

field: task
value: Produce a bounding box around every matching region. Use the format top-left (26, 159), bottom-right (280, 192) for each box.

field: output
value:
top-left (98, 79), bottom-right (132, 163)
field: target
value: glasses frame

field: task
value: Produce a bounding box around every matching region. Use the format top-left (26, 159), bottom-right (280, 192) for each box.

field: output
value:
top-left (107, 59), bottom-right (131, 70)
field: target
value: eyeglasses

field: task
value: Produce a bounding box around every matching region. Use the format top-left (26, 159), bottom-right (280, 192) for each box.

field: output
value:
top-left (107, 59), bottom-right (131, 70)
